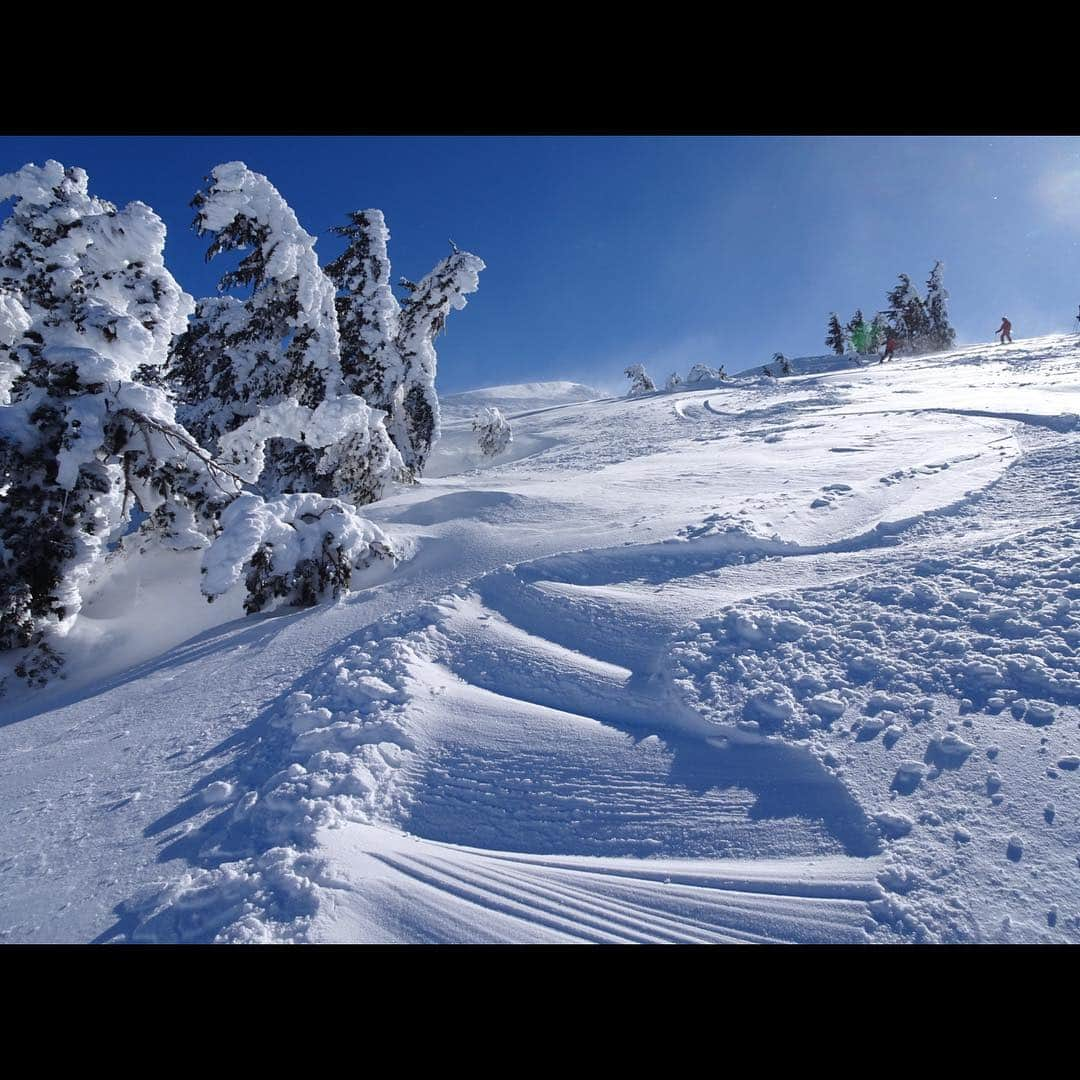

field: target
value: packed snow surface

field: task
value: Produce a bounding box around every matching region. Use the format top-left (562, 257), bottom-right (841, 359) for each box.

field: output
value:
top-left (3, 336), bottom-right (1080, 943)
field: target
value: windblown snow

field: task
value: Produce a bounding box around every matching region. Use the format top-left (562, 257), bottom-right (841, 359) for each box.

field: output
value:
top-left (3, 336), bottom-right (1080, 943)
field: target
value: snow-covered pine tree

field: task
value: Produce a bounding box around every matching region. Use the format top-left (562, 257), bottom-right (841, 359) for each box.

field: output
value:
top-left (665, 371), bottom-right (682, 391)
top-left (826, 313), bottom-right (846, 355)
top-left (885, 275), bottom-right (915, 346)
top-left (0, 161), bottom-right (234, 685)
top-left (326, 220), bottom-right (485, 481)
top-left (885, 273), bottom-right (932, 353)
top-left (869, 313), bottom-right (888, 351)
top-left (624, 363), bottom-right (656, 396)
top-left (167, 163), bottom-right (404, 507)
top-left (391, 247), bottom-right (485, 476)
top-left (472, 407), bottom-right (512, 457)
top-left (925, 260), bottom-right (955, 352)
top-left (907, 293), bottom-right (931, 352)
top-left (324, 210), bottom-right (400, 415)
top-left (847, 309), bottom-right (871, 353)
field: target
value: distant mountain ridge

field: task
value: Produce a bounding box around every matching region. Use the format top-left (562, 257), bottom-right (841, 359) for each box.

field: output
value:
top-left (440, 380), bottom-right (603, 419)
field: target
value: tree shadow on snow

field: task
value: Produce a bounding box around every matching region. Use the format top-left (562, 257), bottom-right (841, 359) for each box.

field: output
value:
top-left (90, 653), bottom-right (340, 944)
top-left (0, 604), bottom-right (321, 730)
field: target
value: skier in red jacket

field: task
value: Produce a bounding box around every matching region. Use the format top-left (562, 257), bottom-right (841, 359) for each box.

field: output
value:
top-left (997, 316), bottom-right (1012, 344)
top-left (880, 334), bottom-right (898, 364)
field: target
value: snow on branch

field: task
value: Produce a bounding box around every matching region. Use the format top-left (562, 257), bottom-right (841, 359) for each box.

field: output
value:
top-left (200, 492), bottom-right (398, 613)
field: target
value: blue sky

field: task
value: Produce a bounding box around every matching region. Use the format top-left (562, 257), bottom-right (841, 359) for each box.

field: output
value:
top-left (3, 135), bottom-right (1079, 393)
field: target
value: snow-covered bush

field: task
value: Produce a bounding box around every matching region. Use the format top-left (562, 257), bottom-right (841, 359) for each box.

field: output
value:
top-left (201, 492), bottom-right (397, 614)
top-left (0, 161), bottom-right (232, 684)
top-left (167, 163), bottom-right (404, 505)
top-left (472, 407), bottom-right (512, 457)
top-left (624, 363), bottom-right (656, 396)
top-left (685, 363), bottom-right (719, 384)
top-left (327, 218), bottom-right (485, 479)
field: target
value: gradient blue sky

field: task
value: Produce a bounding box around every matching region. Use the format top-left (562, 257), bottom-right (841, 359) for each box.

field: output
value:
top-left (3, 135), bottom-right (1079, 393)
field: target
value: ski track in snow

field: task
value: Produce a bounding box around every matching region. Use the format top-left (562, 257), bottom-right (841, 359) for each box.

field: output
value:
top-left (3, 335), bottom-right (1079, 943)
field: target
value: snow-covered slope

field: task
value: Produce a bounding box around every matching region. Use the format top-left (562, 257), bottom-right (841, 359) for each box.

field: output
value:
top-left (2, 336), bottom-right (1079, 943)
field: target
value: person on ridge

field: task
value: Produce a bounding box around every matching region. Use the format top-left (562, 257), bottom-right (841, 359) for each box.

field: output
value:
top-left (997, 316), bottom-right (1012, 344)
top-left (880, 333), bottom-right (898, 364)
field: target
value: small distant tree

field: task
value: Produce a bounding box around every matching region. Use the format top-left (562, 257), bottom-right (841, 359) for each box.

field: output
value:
top-left (624, 363), bottom-right (656, 396)
top-left (847, 309), bottom-right (874, 353)
top-left (773, 352), bottom-right (792, 375)
top-left (885, 273), bottom-right (931, 353)
top-left (826, 313), bottom-right (846, 355)
top-left (908, 294), bottom-right (931, 351)
top-left (665, 371), bottom-right (682, 391)
top-left (925, 260), bottom-right (955, 352)
top-left (472, 407), bottom-right (512, 457)
top-left (869, 313), bottom-right (888, 350)
top-left (885, 275), bottom-right (910, 340)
